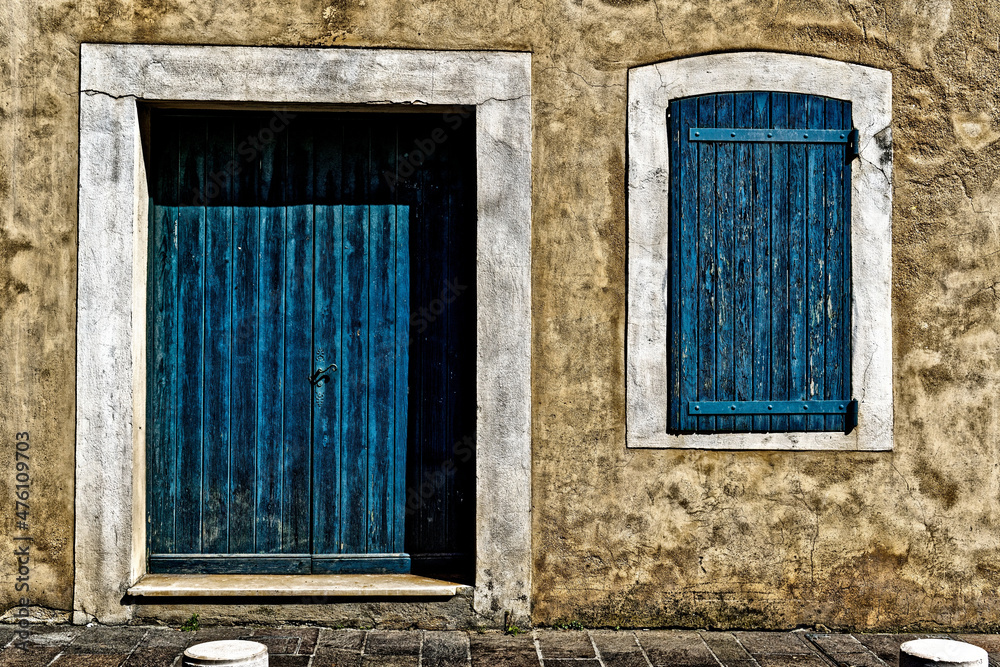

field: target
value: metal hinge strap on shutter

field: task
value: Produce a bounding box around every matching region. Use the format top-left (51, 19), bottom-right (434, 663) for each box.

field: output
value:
top-left (687, 400), bottom-right (859, 434)
top-left (688, 127), bottom-right (858, 161)
top-left (687, 399), bottom-right (857, 415)
top-left (688, 127), bottom-right (860, 160)
top-left (688, 128), bottom-right (855, 143)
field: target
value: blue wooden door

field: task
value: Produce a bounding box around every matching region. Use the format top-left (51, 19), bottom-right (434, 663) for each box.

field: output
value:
top-left (668, 93), bottom-right (855, 434)
top-left (147, 115), bottom-right (411, 573)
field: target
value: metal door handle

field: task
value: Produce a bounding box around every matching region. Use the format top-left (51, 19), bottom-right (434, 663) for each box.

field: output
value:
top-left (308, 363), bottom-right (338, 386)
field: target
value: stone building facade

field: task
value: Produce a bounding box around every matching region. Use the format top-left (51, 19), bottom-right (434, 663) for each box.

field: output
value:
top-left (2, 0), bottom-right (1000, 631)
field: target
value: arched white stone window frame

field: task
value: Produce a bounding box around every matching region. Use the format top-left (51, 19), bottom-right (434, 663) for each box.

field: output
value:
top-left (626, 52), bottom-right (893, 451)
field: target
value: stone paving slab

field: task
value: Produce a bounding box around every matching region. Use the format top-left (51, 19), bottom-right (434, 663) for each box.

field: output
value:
top-left (5, 626), bottom-right (1000, 667)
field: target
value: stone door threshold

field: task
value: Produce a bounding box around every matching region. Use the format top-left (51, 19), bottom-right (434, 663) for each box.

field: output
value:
top-left (128, 573), bottom-right (471, 598)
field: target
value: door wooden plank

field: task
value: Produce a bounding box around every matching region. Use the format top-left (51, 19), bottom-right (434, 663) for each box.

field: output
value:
top-left (403, 117), bottom-right (427, 551)
top-left (311, 119), bottom-right (345, 558)
top-left (787, 94), bottom-right (809, 431)
top-left (751, 92), bottom-right (772, 432)
top-left (149, 203), bottom-right (180, 554)
top-left (366, 123), bottom-right (399, 555)
top-left (450, 115), bottom-right (477, 576)
top-left (338, 118), bottom-right (369, 555)
top-left (394, 204), bottom-right (410, 554)
top-left (283, 202), bottom-right (313, 554)
top-left (805, 95), bottom-right (827, 431)
top-left (255, 203), bottom-right (286, 553)
top-left (282, 118), bottom-right (314, 554)
top-left (696, 95), bottom-right (717, 432)
top-left (714, 93), bottom-right (735, 433)
top-left (229, 116), bottom-right (261, 553)
top-left (367, 204), bottom-right (396, 554)
top-left (149, 554), bottom-right (311, 574)
top-left (148, 114), bottom-right (180, 554)
top-left (426, 120), bottom-right (451, 549)
top-left (769, 93), bottom-right (791, 432)
top-left (175, 120), bottom-right (207, 553)
top-left (677, 96), bottom-right (699, 431)
top-left (201, 118), bottom-right (234, 554)
top-left (256, 115), bottom-right (289, 552)
top-left (312, 555), bottom-right (409, 574)
top-left (732, 92), bottom-right (754, 432)
top-left (315, 121), bottom-right (344, 205)
top-left (311, 204), bottom-right (344, 555)
top-left (341, 204), bottom-right (370, 553)
top-left (440, 130), bottom-right (467, 559)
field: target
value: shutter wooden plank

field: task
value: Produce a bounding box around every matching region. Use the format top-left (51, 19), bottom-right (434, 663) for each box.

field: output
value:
top-left (751, 92), bottom-right (772, 432)
top-left (714, 93), bottom-right (735, 432)
top-left (769, 93), bottom-right (791, 432)
top-left (806, 95), bottom-right (827, 431)
top-left (678, 97), bottom-right (700, 431)
top-left (229, 115), bottom-right (261, 554)
top-left (368, 204), bottom-right (396, 554)
top-left (668, 105), bottom-right (682, 431)
top-left (732, 92), bottom-right (754, 432)
top-left (148, 113), bottom-right (179, 555)
top-left (175, 120), bottom-right (206, 553)
top-left (787, 94), bottom-right (809, 431)
top-left (341, 204), bottom-right (370, 553)
top-left (312, 204), bottom-right (344, 555)
top-left (255, 118), bottom-right (287, 552)
top-left (824, 99), bottom-right (845, 431)
top-left (842, 101), bottom-right (854, 424)
top-left (696, 95), bottom-right (717, 432)
top-left (201, 117), bottom-right (234, 554)
top-left (282, 119), bottom-right (314, 554)
top-left (394, 204), bottom-right (410, 554)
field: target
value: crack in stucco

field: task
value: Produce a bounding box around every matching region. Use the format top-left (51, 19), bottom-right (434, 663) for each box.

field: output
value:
top-left (859, 344), bottom-right (877, 402)
top-left (80, 89), bottom-right (139, 100)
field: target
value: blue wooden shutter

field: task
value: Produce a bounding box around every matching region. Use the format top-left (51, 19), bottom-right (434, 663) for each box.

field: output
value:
top-left (667, 92), bottom-right (855, 433)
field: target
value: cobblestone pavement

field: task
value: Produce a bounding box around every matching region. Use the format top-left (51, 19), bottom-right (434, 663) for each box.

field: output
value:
top-left (2, 625), bottom-right (1000, 667)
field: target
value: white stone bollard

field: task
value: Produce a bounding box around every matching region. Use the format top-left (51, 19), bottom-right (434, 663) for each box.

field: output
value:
top-left (183, 640), bottom-right (269, 667)
top-left (900, 639), bottom-right (987, 667)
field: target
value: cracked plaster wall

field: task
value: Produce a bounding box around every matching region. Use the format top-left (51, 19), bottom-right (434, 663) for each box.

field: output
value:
top-left (2, 0), bottom-right (1000, 631)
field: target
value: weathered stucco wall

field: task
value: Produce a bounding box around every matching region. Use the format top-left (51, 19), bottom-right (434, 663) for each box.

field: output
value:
top-left (2, 0), bottom-right (1000, 630)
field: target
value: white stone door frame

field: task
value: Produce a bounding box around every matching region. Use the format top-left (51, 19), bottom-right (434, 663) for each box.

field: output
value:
top-left (75, 44), bottom-right (532, 624)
